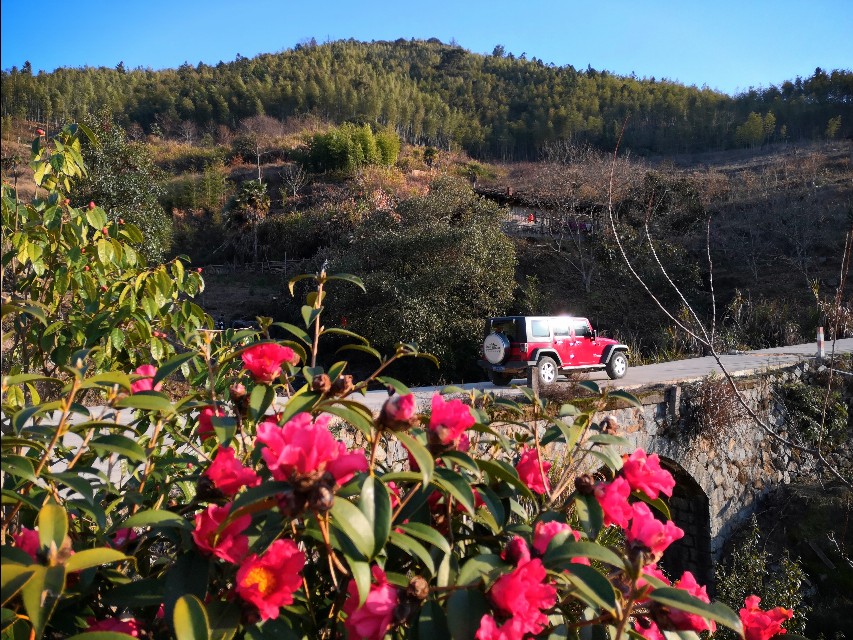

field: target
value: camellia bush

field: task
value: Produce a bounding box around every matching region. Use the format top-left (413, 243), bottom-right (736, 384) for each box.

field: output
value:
top-left (1, 131), bottom-right (804, 639)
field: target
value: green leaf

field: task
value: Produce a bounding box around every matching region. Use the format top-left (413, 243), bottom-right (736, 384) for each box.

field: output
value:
top-left (90, 434), bottom-right (147, 464)
top-left (336, 343), bottom-right (382, 361)
top-left (1, 565), bottom-right (35, 607)
top-left (326, 273), bottom-right (365, 292)
top-left (579, 380), bottom-right (600, 394)
top-left (301, 305), bottom-right (322, 329)
top-left (1, 455), bottom-right (37, 484)
top-left (418, 599), bottom-right (449, 639)
top-left (174, 594), bottom-right (210, 640)
top-left (544, 541), bottom-right (625, 570)
top-left (248, 384), bottom-right (275, 422)
top-left (633, 492), bottom-right (672, 520)
top-left (119, 509), bottom-right (191, 530)
top-left (476, 458), bottom-right (536, 501)
top-left (271, 322), bottom-right (312, 346)
top-left (648, 588), bottom-right (743, 633)
top-left (607, 389), bottom-right (643, 408)
top-left (320, 327), bottom-right (369, 344)
top-left (64, 548), bottom-right (128, 573)
top-left (330, 498), bottom-right (374, 560)
top-left (65, 631), bottom-right (144, 639)
top-left (388, 531), bottom-right (435, 576)
top-left (37, 502), bottom-right (67, 551)
top-left (164, 552), bottom-right (211, 624)
top-left (207, 599), bottom-right (241, 640)
top-left (321, 403), bottom-right (374, 439)
top-left (212, 416), bottom-right (238, 448)
top-left (77, 371), bottom-right (132, 391)
top-left (446, 589), bottom-right (489, 640)
top-left (2, 302), bottom-right (48, 326)
top-left (456, 554), bottom-right (507, 587)
top-left (276, 391), bottom-right (321, 424)
top-left (395, 430), bottom-right (434, 486)
top-left (348, 558), bottom-right (372, 607)
top-left (375, 376), bottom-right (411, 395)
top-left (101, 576), bottom-right (166, 608)
top-left (563, 564), bottom-right (617, 613)
top-left (21, 565), bottom-right (65, 640)
top-left (432, 468), bottom-right (476, 516)
top-left (575, 493), bottom-right (604, 541)
top-left (115, 392), bottom-right (175, 413)
top-left (358, 477), bottom-right (392, 559)
top-left (153, 352), bottom-right (197, 385)
top-left (394, 521), bottom-right (451, 554)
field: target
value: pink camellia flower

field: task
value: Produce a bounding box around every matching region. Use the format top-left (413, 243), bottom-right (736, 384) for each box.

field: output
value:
top-left (500, 535), bottom-right (531, 566)
top-left (488, 558), bottom-right (557, 636)
top-left (256, 413), bottom-right (367, 486)
top-left (387, 482), bottom-right (402, 509)
top-left (204, 446), bottom-right (261, 496)
top-left (515, 447), bottom-right (551, 495)
top-left (130, 364), bottom-right (162, 394)
top-left (428, 394), bottom-right (475, 445)
top-left (197, 405), bottom-right (225, 440)
top-left (626, 502), bottom-right (684, 562)
top-left (636, 562), bottom-right (671, 597)
top-left (343, 565), bottom-right (399, 640)
top-left (621, 449), bottom-right (676, 500)
top-left (667, 571), bottom-right (716, 632)
top-left (13, 527), bottom-right (40, 561)
top-left (632, 619), bottom-right (666, 640)
top-left (235, 538), bottom-right (305, 621)
top-left (532, 521), bottom-right (588, 567)
top-left (86, 617), bottom-right (143, 637)
top-left (192, 503), bottom-right (250, 564)
top-left (594, 477), bottom-right (633, 528)
top-left (476, 615), bottom-right (531, 640)
top-left (241, 343), bottom-right (299, 384)
top-left (379, 393), bottom-right (417, 430)
top-left (110, 528), bottom-right (138, 548)
top-left (740, 595), bottom-right (793, 640)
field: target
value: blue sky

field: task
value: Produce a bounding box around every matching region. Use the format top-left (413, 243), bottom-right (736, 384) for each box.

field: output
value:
top-left (2, 0), bottom-right (850, 96)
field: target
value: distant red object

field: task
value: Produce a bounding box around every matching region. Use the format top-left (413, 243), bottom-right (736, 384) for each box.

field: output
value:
top-left (527, 213), bottom-right (535, 223)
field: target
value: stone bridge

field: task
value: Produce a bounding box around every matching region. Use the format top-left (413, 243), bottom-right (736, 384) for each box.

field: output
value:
top-left (598, 360), bottom-right (851, 588)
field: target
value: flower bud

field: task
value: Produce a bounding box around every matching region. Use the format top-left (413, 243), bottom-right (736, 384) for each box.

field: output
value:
top-left (600, 416), bottom-right (620, 435)
top-left (308, 482), bottom-right (335, 513)
top-left (330, 374), bottom-right (354, 397)
top-left (378, 393), bottom-right (417, 431)
top-left (196, 476), bottom-right (225, 503)
top-left (88, 201), bottom-right (96, 210)
top-left (574, 473), bottom-right (597, 495)
top-left (311, 373), bottom-right (332, 394)
top-left (406, 576), bottom-right (429, 601)
top-left (229, 382), bottom-right (247, 401)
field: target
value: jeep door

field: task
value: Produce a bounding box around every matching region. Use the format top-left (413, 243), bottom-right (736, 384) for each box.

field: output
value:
top-left (550, 318), bottom-right (574, 366)
top-left (571, 318), bottom-right (598, 365)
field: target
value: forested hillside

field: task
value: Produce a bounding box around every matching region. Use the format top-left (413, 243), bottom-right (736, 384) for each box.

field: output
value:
top-left (2, 38), bottom-right (851, 158)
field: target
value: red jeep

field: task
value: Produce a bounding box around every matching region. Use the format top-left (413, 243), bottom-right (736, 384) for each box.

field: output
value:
top-left (478, 316), bottom-right (629, 386)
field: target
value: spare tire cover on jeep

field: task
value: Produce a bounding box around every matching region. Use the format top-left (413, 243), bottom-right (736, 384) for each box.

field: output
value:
top-left (483, 332), bottom-right (511, 364)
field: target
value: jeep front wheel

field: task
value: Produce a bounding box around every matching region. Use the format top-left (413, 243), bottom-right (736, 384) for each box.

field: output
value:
top-left (606, 352), bottom-right (628, 379)
top-left (488, 371), bottom-right (514, 386)
top-left (536, 356), bottom-right (558, 386)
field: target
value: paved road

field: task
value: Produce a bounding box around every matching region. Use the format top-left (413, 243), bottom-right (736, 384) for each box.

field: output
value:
top-left (354, 338), bottom-right (853, 413)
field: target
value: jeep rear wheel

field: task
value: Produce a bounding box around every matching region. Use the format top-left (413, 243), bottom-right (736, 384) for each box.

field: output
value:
top-left (537, 356), bottom-right (558, 386)
top-left (606, 352), bottom-right (628, 379)
top-left (488, 371), bottom-right (514, 386)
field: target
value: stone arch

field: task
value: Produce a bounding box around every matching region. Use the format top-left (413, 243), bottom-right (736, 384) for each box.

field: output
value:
top-left (658, 458), bottom-right (714, 590)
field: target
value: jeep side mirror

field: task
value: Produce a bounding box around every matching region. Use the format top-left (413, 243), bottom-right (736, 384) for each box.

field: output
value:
top-left (591, 329), bottom-right (597, 341)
